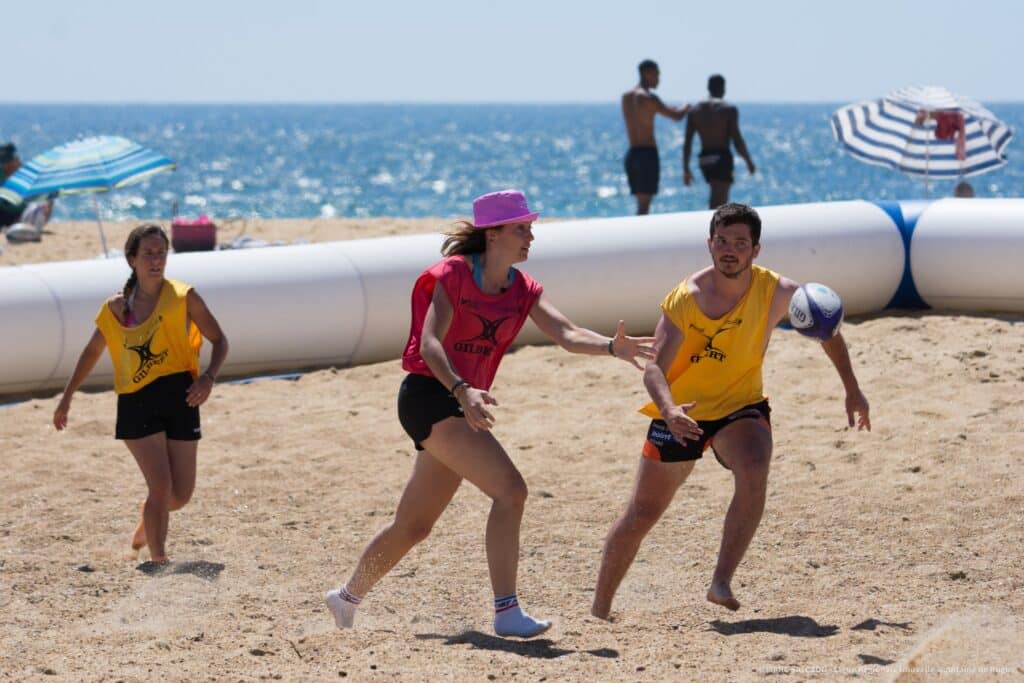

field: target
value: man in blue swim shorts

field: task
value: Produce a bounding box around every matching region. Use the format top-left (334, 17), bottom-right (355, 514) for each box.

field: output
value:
top-left (622, 60), bottom-right (690, 215)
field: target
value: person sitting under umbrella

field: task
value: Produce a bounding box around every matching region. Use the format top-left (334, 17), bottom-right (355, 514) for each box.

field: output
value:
top-left (1, 142), bottom-right (56, 241)
top-left (953, 180), bottom-right (975, 198)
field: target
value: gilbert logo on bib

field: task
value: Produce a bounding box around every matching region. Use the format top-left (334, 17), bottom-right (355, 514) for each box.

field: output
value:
top-left (125, 326), bottom-right (170, 384)
top-left (454, 313), bottom-right (511, 355)
top-left (688, 319), bottom-right (742, 363)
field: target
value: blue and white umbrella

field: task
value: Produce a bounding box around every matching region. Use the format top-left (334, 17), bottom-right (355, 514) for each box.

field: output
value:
top-left (0, 136), bottom-right (175, 256)
top-left (831, 86), bottom-right (1012, 184)
top-left (0, 135), bottom-right (175, 204)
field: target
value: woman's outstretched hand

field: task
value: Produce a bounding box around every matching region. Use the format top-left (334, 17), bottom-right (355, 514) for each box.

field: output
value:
top-left (610, 320), bottom-right (656, 369)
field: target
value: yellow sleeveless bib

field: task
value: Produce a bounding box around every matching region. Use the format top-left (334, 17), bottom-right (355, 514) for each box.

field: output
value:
top-left (95, 278), bottom-right (202, 394)
top-left (640, 265), bottom-right (779, 421)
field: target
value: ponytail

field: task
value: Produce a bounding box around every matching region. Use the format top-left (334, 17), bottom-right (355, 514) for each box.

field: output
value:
top-left (441, 221), bottom-right (488, 256)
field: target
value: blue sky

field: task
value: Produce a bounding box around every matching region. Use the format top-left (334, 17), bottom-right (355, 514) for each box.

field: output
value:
top-left (7, 0), bottom-right (1021, 103)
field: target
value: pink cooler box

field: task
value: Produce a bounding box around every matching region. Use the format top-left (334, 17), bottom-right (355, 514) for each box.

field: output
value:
top-left (171, 215), bottom-right (217, 252)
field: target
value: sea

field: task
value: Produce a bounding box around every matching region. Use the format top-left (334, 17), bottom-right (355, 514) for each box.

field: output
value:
top-left (1, 103), bottom-right (1021, 222)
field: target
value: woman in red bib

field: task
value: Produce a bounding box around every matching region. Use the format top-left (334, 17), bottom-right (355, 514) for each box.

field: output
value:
top-left (54, 224), bottom-right (229, 566)
top-left (326, 190), bottom-right (654, 637)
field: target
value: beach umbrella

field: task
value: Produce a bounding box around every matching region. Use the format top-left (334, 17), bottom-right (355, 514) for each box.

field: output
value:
top-left (0, 135), bottom-right (175, 256)
top-left (830, 86), bottom-right (1013, 193)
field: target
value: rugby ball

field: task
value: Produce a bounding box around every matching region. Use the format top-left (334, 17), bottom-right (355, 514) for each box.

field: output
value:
top-left (789, 283), bottom-right (843, 339)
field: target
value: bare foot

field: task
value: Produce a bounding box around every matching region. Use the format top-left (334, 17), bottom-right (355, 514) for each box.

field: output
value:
top-left (590, 604), bottom-right (612, 621)
top-left (707, 581), bottom-right (740, 611)
top-left (130, 500), bottom-right (146, 551)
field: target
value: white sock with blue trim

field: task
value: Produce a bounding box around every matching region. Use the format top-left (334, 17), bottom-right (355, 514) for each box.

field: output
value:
top-left (324, 585), bottom-right (362, 629)
top-left (493, 594), bottom-right (552, 638)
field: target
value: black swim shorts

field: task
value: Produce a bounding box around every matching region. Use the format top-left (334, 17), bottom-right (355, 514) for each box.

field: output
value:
top-left (397, 373), bottom-right (464, 451)
top-left (116, 371), bottom-right (201, 441)
top-left (642, 399), bottom-right (770, 466)
top-left (625, 146), bottom-right (660, 195)
top-left (698, 148), bottom-right (734, 183)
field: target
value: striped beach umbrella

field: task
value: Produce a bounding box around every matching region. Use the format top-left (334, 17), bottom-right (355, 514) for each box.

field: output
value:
top-left (0, 136), bottom-right (175, 257)
top-left (0, 135), bottom-right (175, 204)
top-left (831, 86), bottom-right (1012, 182)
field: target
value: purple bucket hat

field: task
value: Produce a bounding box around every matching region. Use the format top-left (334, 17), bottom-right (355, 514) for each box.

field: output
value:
top-left (472, 189), bottom-right (540, 229)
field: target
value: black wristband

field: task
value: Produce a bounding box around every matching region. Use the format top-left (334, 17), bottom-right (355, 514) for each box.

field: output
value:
top-left (607, 338), bottom-right (616, 356)
top-left (450, 379), bottom-right (468, 395)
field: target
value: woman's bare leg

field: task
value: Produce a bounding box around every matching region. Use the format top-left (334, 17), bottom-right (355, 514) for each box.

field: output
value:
top-left (344, 449), bottom-right (462, 597)
top-left (419, 418), bottom-right (549, 637)
top-left (124, 433), bottom-right (173, 563)
top-left (130, 439), bottom-right (197, 554)
top-left (420, 418), bottom-right (527, 597)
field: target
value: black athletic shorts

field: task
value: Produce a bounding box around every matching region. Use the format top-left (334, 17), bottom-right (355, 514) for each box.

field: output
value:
top-left (625, 146), bottom-right (660, 195)
top-left (116, 371), bottom-right (201, 441)
top-left (698, 148), bottom-right (734, 183)
top-left (397, 373), bottom-right (464, 451)
top-left (642, 399), bottom-right (770, 466)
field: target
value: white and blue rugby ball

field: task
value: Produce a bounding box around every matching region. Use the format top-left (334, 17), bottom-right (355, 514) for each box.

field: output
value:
top-left (788, 283), bottom-right (843, 340)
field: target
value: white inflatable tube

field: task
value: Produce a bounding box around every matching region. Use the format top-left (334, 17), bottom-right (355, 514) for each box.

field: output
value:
top-left (1, 198), bottom-right (1020, 398)
top-left (0, 244), bottom-right (372, 396)
top-left (912, 198), bottom-right (1024, 310)
top-left (510, 200), bottom-right (904, 346)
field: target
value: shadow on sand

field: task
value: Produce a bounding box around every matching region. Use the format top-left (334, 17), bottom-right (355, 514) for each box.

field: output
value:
top-left (135, 560), bottom-right (225, 581)
top-left (708, 615), bottom-right (839, 638)
top-left (415, 631), bottom-right (619, 660)
top-left (852, 618), bottom-right (913, 631)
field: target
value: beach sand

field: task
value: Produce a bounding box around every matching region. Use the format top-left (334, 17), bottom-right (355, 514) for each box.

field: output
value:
top-left (0, 217), bottom-right (444, 266)
top-left (2, 221), bottom-right (1022, 681)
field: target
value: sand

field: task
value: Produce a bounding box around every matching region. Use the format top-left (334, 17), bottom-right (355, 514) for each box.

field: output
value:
top-left (0, 217), bottom-right (444, 266)
top-left (2, 220), bottom-right (1022, 681)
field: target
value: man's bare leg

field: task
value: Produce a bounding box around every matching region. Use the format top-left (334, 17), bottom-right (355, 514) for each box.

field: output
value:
top-left (706, 419), bottom-right (772, 610)
top-left (591, 457), bottom-right (693, 619)
top-left (708, 181), bottom-right (730, 210)
top-left (635, 193), bottom-right (653, 215)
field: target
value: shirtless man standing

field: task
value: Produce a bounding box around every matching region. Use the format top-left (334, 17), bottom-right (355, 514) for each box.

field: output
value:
top-left (684, 75), bottom-right (756, 209)
top-left (622, 60), bottom-right (690, 215)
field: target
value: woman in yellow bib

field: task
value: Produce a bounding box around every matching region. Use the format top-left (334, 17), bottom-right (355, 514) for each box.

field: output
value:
top-left (591, 203), bottom-right (870, 619)
top-left (54, 224), bottom-right (229, 565)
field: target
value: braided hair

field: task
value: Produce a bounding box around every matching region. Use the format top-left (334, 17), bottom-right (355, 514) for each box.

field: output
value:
top-left (122, 223), bottom-right (169, 319)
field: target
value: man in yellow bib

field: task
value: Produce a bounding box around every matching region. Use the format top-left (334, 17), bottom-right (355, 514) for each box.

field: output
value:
top-left (591, 203), bottom-right (870, 618)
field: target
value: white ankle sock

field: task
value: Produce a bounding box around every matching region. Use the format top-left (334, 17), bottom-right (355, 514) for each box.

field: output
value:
top-left (493, 594), bottom-right (552, 638)
top-left (325, 585), bottom-right (362, 628)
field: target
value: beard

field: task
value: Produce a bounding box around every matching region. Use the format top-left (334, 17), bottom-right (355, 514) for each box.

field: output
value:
top-left (715, 258), bottom-right (750, 279)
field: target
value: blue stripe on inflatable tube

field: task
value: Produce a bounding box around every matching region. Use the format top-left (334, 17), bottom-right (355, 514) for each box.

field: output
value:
top-left (874, 200), bottom-right (930, 309)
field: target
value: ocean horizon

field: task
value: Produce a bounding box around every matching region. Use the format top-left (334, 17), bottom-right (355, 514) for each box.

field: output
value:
top-left (2, 102), bottom-right (1020, 221)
